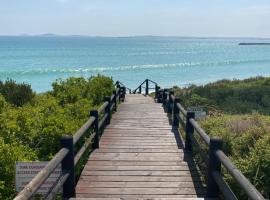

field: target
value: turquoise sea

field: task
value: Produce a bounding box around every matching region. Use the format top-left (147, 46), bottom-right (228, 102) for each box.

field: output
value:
top-left (1, 36), bottom-right (270, 92)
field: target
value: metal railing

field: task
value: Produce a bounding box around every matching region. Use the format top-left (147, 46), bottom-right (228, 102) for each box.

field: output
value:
top-left (144, 80), bottom-right (265, 200)
top-left (14, 84), bottom-right (125, 200)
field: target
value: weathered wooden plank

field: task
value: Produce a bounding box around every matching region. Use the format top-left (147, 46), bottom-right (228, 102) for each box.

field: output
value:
top-left (84, 160), bottom-right (190, 166)
top-left (100, 142), bottom-right (178, 146)
top-left (101, 136), bottom-right (175, 139)
top-left (98, 145), bottom-right (179, 149)
top-left (95, 149), bottom-right (182, 153)
top-left (79, 175), bottom-right (202, 182)
top-left (76, 94), bottom-right (205, 198)
top-left (100, 140), bottom-right (177, 143)
top-left (75, 195), bottom-right (206, 198)
top-left (101, 138), bottom-right (177, 142)
top-left (76, 181), bottom-right (204, 188)
top-left (89, 156), bottom-right (184, 161)
top-left (91, 152), bottom-right (183, 157)
top-left (76, 187), bottom-right (206, 195)
top-left (81, 171), bottom-right (199, 176)
top-left (72, 198), bottom-right (210, 200)
top-left (83, 165), bottom-right (196, 171)
top-left (102, 133), bottom-right (175, 137)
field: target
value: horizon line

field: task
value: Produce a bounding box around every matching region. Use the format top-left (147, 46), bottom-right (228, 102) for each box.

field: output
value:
top-left (0, 34), bottom-right (270, 39)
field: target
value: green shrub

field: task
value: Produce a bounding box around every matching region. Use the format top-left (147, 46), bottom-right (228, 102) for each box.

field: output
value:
top-left (51, 75), bottom-right (114, 106)
top-left (173, 76), bottom-right (270, 115)
top-left (86, 75), bottom-right (114, 105)
top-left (236, 135), bottom-right (270, 198)
top-left (0, 95), bottom-right (8, 113)
top-left (0, 138), bottom-right (37, 199)
top-left (52, 77), bottom-right (88, 105)
top-left (0, 75), bottom-right (115, 199)
top-left (0, 79), bottom-right (35, 107)
top-left (172, 77), bottom-right (270, 198)
top-left (199, 114), bottom-right (270, 198)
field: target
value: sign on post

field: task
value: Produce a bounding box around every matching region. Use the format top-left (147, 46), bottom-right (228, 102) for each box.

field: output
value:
top-left (15, 162), bottom-right (61, 195)
top-left (187, 106), bottom-right (207, 121)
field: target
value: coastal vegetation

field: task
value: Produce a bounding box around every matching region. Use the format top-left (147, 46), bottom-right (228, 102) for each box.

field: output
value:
top-left (1, 75), bottom-right (269, 199)
top-left (0, 75), bottom-right (114, 199)
top-left (173, 76), bottom-right (270, 199)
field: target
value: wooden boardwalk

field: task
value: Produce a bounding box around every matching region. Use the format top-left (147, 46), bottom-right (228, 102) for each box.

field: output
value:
top-left (75, 94), bottom-right (206, 199)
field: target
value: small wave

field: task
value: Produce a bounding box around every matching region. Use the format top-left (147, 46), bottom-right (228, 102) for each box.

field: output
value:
top-left (1, 58), bottom-right (270, 76)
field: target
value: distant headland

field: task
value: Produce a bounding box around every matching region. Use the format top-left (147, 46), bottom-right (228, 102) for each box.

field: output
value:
top-left (239, 42), bottom-right (270, 45)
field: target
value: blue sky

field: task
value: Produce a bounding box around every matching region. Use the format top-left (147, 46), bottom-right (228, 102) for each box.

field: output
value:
top-left (1, 0), bottom-right (270, 37)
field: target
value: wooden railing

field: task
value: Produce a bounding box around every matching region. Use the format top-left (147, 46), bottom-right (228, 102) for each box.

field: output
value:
top-left (14, 84), bottom-right (125, 200)
top-left (115, 81), bottom-right (131, 94)
top-left (13, 79), bottom-right (266, 200)
top-left (141, 79), bottom-right (265, 200)
top-left (132, 79), bottom-right (158, 95)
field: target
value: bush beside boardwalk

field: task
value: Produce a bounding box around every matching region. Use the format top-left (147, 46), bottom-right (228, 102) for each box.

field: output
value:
top-left (1, 75), bottom-right (270, 199)
top-left (0, 75), bottom-right (114, 199)
top-left (172, 76), bottom-right (270, 199)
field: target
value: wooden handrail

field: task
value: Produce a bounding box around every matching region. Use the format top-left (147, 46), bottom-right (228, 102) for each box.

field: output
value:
top-left (98, 101), bottom-right (109, 115)
top-left (115, 81), bottom-right (132, 93)
top-left (215, 150), bottom-right (265, 200)
top-left (148, 79), bottom-right (158, 85)
top-left (189, 118), bottom-right (210, 145)
top-left (45, 171), bottom-right (70, 200)
top-left (73, 116), bottom-right (95, 145)
top-left (133, 80), bottom-right (146, 93)
top-left (74, 132), bottom-right (96, 165)
top-left (14, 79), bottom-right (266, 200)
top-left (152, 81), bottom-right (265, 200)
top-left (98, 113), bottom-right (108, 129)
top-left (132, 79), bottom-right (158, 94)
top-left (176, 102), bottom-right (187, 116)
top-left (14, 82), bottom-right (125, 200)
top-left (212, 171), bottom-right (237, 200)
top-left (14, 148), bottom-right (69, 200)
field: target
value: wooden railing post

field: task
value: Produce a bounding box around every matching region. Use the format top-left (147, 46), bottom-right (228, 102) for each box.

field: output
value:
top-left (116, 81), bottom-right (120, 88)
top-left (120, 86), bottom-right (126, 102)
top-left (118, 90), bottom-right (121, 104)
top-left (145, 79), bottom-right (149, 95)
top-left (113, 90), bottom-right (117, 112)
top-left (168, 91), bottom-right (174, 114)
top-left (185, 111), bottom-right (195, 151)
top-left (157, 88), bottom-right (162, 103)
top-left (155, 85), bottom-right (159, 100)
top-left (105, 96), bottom-right (111, 125)
top-left (116, 83), bottom-right (121, 103)
top-left (139, 85), bottom-right (142, 94)
top-left (162, 89), bottom-right (165, 105)
top-left (172, 97), bottom-right (180, 127)
top-left (90, 110), bottom-right (99, 149)
top-left (61, 136), bottom-right (75, 198)
top-left (123, 87), bottom-right (126, 100)
top-left (207, 137), bottom-right (223, 198)
top-left (162, 89), bottom-right (168, 107)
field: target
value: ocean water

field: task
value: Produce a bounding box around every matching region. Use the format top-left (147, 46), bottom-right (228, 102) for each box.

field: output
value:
top-left (0, 36), bottom-right (270, 92)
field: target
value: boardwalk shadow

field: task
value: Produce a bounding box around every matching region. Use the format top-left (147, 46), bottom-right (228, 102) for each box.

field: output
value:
top-left (171, 127), bottom-right (206, 198)
top-left (156, 102), bottom-right (206, 197)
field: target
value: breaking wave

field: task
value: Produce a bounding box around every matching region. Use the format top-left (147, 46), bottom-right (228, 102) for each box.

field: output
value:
top-left (1, 58), bottom-right (270, 76)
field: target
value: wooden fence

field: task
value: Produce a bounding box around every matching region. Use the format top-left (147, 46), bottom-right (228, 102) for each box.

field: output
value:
top-left (134, 79), bottom-right (265, 200)
top-left (13, 79), bottom-right (266, 200)
top-left (14, 83), bottom-right (127, 200)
